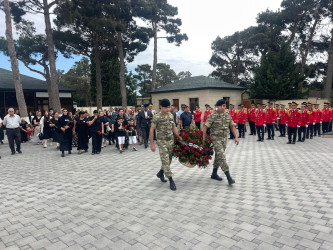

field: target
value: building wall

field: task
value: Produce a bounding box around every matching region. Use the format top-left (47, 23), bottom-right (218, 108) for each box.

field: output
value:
top-left (151, 89), bottom-right (244, 111)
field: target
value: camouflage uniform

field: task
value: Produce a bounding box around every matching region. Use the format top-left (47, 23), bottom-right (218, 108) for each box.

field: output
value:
top-left (204, 111), bottom-right (234, 172)
top-left (151, 112), bottom-right (175, 178)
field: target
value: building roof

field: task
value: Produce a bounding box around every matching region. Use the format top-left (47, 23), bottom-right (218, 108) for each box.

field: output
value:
top-left (0, 68), bottom-right (74, 92)
top-left (150, 75), bottom-right (246, 94)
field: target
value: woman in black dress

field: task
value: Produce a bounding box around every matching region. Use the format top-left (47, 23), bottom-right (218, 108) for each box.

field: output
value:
top-left (73, 111), bottom-right (89, 154)
top-left (50, 112), bottom-right (61, 149)
top-left (59, 109), bottom-right (74, 157)
top-left (20, 118), bottom-right (28, 143)
top-left (41, 111), bottom-right (52, 148)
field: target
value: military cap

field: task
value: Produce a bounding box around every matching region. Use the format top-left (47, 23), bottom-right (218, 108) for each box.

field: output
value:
top-left (205, 104), bottom-right (210, 107)
top-left (143, 103), bottom-right (149, 107)
top-left (216, 99), bottom-right (226, 106)
top-left (160, 99), bottom-right (170, 107)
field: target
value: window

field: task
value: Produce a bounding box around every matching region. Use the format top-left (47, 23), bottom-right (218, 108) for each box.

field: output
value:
top-left (173, 99), bottom-right (179, 110)
top-left (189, 98), bottom-right (199, 113)
top-left (223, 97), bottom-right (230, 108)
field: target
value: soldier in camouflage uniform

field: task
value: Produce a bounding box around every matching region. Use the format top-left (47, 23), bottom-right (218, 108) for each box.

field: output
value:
top-left (203, 99), bottom-right (239, 185)
top-left (150, 99), bottom-right (181, 191)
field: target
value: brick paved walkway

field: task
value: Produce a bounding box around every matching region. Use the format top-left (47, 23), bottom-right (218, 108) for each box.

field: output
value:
top-left (0, 135), bottom-right (332, 250)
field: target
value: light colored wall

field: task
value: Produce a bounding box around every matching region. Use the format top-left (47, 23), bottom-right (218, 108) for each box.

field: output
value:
top-left (151, 89), bottom-right (244, 111)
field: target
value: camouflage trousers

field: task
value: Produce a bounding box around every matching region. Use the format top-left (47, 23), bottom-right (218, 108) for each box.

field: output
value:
top-left (211, 136), bottom-right (229, 172)
top-left (157, 139), bottom-right (174, 178)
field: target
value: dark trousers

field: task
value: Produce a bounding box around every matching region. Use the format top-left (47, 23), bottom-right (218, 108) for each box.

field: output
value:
top-left (314, 123), bottom-right (321, 136)
top-left (322, 122), bottom-right (329, 134)
top-left (238, 124), bottom-right (245, 138)
top-left (298, 126), bottom-right (306, 141)
top-left (306, 124), bottom-right (313, 138)
top-left (7, 128), bottom-right (21, 153)
top-left (279, 124), bottom-right (286, 136)
top-left (288, 127), bottom-right (297, 143)
top-left (249, 121), bottom-right (256, 135)
top-left (91, 132), bottom-right (102, 153)
top-left (77, 135), bottom-right (89, 151)
top-left (229, 127), bottom-right (235, 139)
top-left (141, 126), bottom-right (150, 147)
top-left (195, 121), bottom-right (201, 129)
top-left (267, 123), bottom-right (274, 138)
top-left (329, 121), bottom-right (333, 132)
top-left (256, 125), bottom-right (264, 141)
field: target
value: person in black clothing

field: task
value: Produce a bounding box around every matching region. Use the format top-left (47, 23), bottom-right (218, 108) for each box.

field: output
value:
top-left (105, 111), bottom-right (114, 145)
top-left (115, 117), bottom-right (127, 153)
top-left (137, 104), bottom-right (153, 148)
top-left (88, 110), bottom-right (104, 155)
top-left (20, 118), bottom-right (28, 143)
top-left (73, 111), bottom-right (89, 154)
top-left (112, 108), bottom-right (128, 149)
top-left (41, 111), bottom-right (52, 148)
top-left (50, 112), bottom-right (61, 149)
top-left (59, 109), bottom-right (74, 157)
top-left (180, 105), bottom-right (193, 129)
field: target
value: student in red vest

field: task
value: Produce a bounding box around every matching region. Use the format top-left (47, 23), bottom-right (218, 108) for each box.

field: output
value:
top-left (248, 103), bottom-right (257, 136)
top-left (306, 103), bottom-right (314, 139)
top-left (255, 104), bottom-right (266, 142)
top-left (313, 104), bottom-right (322, 136)
top-left (278, 104), bottom-right (288, 137)
top-left (237, 104), bottom-right (247, 138)
top-left (287, 102), bottom-right (300, 144)
top-left (297, 104), bottom-right (309, 142)
top-left (228, 104), bottom-right (238, 139)
top-left (266, 102), bottom-right (277, 140)
top-left (322, 102), bottom-right (331, 134)
top-left (274, 104), bottom-right (280, 131)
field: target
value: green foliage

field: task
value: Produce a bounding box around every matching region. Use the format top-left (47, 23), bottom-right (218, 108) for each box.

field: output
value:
top-left (156, 63), bottom-right (178, 87)
top-left (134, 64), bottom-right (152, 97)
top-left (90, 55), bottom-right (137, 106)
top-left (58, 58), bottom-right (92, 107)
top-left (250, 42), bottom-right (305, 99)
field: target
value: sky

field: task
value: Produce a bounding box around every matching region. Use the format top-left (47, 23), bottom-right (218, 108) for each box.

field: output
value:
top-left (0, 0), bottom-right (282, 80)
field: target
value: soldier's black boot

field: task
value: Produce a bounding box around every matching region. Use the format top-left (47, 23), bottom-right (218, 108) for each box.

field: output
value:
top-left (224, 171), bottom-right (235, 185)
top-left (211, 168), bottom-right (223, 181)
top-left (168, 177), bottom-right (176, 191)
top-left (156, 169), bottom-right (167, 183)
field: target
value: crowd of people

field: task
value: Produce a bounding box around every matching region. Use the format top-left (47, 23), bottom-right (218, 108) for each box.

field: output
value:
top-left (0, 101), bottom-right (332, 159)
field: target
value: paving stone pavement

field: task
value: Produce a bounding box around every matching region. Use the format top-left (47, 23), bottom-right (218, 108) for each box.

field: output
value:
top-left (0, 134), bottom-right (333, 250)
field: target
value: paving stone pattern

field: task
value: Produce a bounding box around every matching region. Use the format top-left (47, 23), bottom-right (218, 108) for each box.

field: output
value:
top-left (0, 135), bottom-right (333, 250)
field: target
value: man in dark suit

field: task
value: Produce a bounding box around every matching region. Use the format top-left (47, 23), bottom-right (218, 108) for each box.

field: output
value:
top-left (137, 103), bottom-right (153, 148)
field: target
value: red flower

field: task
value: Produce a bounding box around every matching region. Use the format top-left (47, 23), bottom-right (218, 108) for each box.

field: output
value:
top-left (197, 158), bottom-right (201, 162)
top-left (177, 147), bottom-right (181, 151)
top-left (186, 139), bottom-right (190, 143)
top-left (209, 140), bottom-right (212, 143)
top-left (207, 136), bottom-right (210, 139)
top-left (97, 131), bottom-right (101, 135)
top-left (191, 156), bottom-right (195, 160)
top-left (206, 160), bottom-right (209, 164)
top-left (180, 132), bottom-right (183, 136)
top-left (195, 152), bottom-right (199, 156)
top-left (190, 128), bottom-right (193, 132)
top-left (175, 135), bottom-right (178, 139)
top-left (191, 146), bottom-right (194, 149)
top-left (76, 137), bottom-right (78, 141)
top-left (192, 140), bottom-right (196, 143)
top-left (195, 130), bottom-right (199, 133)
top-left (190, 161), bottom-right (193, 165)
top-left (183, 129), bottom-right (187, 132)
top-left (198, 141), bottom-right (202, 145)
top-left (200, 131), bottom-right (203, 134)
top-left (182, 150), bottom-right (186, 154)
top-left (184, 146), bottom-right (189, 150)
top-left (173, 148), bottom-right (177, 152)
top-left (209, 156), bottom-right (212, 159)
top-left (181, 144), bottom-right (184, 147)
top-left (185, 133), bottom-right (189, 137)
top-left (176, 153), bottom-right (180, 157)
top-left (198, 135), bottom-right (202, 139)
top-left (200, 150), bottom-right (204, 154)
top-left (196, 148), bottom-right (200, 151)
top-left (199, 163), bottom-right (203, 166)
top-left (182, 157), bottom-right (186, 161)
top-left (191, 150), bottom-right (194, 154)
top-left (192, 133), bottom-right (196, 137)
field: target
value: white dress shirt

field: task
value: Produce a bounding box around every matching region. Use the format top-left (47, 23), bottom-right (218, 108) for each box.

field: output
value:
top-left (3, 114), bottom-right (21, 128)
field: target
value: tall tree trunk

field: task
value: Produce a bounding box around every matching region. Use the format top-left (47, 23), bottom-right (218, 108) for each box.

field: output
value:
top-left (94, 51), bottom-right (103, 110)
top-left (43, 0), bottom-right (61, 112)
top-left (117, 32), bottom-right (127, 108)
top-left (4, 0), bottom-right (28, 117)
top-left (152, 22), bottom-right (157, 90)
top-left (299, 3), bottom-right (321, 92)
top-left (45, 67), bottom-right (54, 108)
top-left (324, 28), bottom-right (333, 99)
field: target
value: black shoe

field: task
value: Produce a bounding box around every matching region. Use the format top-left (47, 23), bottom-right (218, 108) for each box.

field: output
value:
top-left (310, 137), bottom-right (313, 139)
top-left (169, 177), bottom-right (176, 191)
top-left (156, 169), bottom-right (167, 183)
top-left (257, 139), bottom-right (261, 142)
top-left (16, 150), bottom-right (22, 154)
top-left (61, 152), bottom-right (65, 157)
top-left (249, 133), bottom-right (253, 135)
top-left (297, 140), bottom-right (301, 142)
top-left (225, 171), bottom-right (235, 185)
top-left (278, 135), bottom-right (283, 137)
top-left (292, 142), bottom-right (296, 144)
top-left (96, 152), bottom-right (100, 154)
top-left (68, 151), bottom-right (71, 154)
top-left (91, 152), bottom-right (95, 155)
top-left (287, 142), bottom-right (292, 144)
top-left (267, 137), bottom-right (271, 140)
top-left (301, 139), bottom-right (305, 142)
top-left (0, 141), bottom-right (3, 144)
top-left (11, 151), bottom-right (15, 155)
top-left (211, 168), bottom-right (223, 181)
top-left (271, 137), bottom-right (274, 140)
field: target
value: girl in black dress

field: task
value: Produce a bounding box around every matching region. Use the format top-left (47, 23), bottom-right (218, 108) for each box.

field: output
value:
top-left (59, 109), bottom-right (74, 157)
top-left (73, 111), bottom-right (89, 154)
top-left (41, 111), bottom-right (52, 148)
top-left (20, 118), bottom-right (28, 143)
top-left (50, 112), bottom-right (61, 149)
top-left (32, 111), bottom-right (42, 144)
